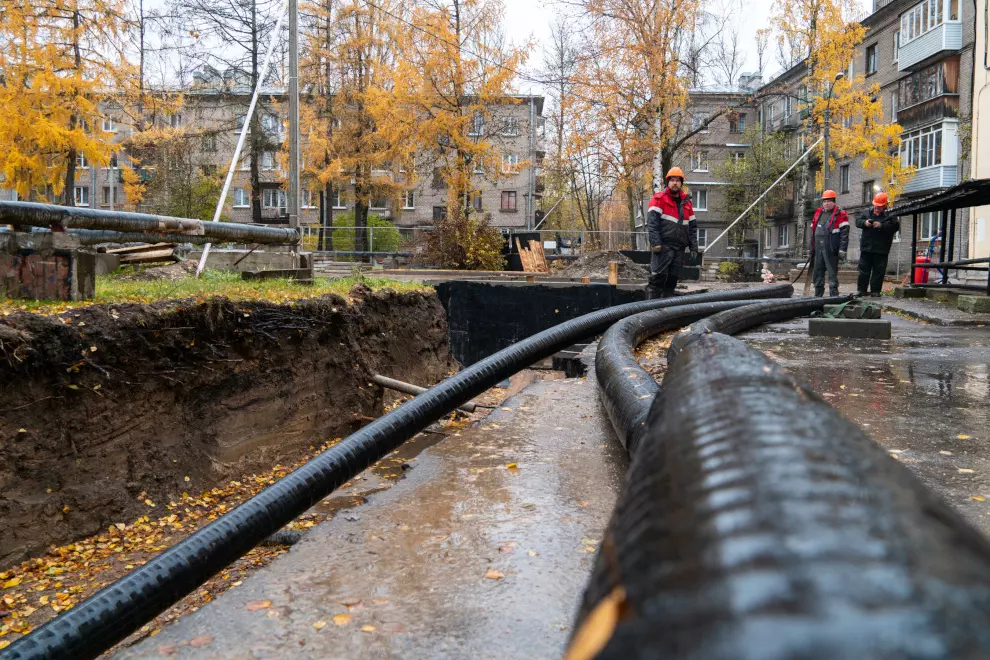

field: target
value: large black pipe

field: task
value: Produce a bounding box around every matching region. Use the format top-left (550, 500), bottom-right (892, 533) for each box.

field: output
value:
top-left (0, 201), bottom-right (298, 245)
top-left (597, 296), bottom-right (848, 455)
top-left (1, 284), bottom-right (794, 660)
top-left (574, 302), bottom-right (990, 658)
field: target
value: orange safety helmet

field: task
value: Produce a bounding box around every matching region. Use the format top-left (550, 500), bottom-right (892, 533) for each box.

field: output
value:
top-left (821, 189), bottom-right (837, 200)
top-left (665, 166), bottom-right (685, 181)
top-left (873, 192), bottom-right (889, 207)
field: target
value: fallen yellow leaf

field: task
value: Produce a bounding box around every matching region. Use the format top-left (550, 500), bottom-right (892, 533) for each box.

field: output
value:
top-left (972, 496), bottom-right (985, 502)
top-left (144, 499), bottom-right (155, 507)
top-left (313, 620), bottom-right (327, 631)
top-left (958, 435), bottom-right (972, 440)
top-left (246, 600), bottom-right (271, 612)
top-left (333, 613), bottom-right (352, 626)
top-left (361, 625), bottom-right (376, 633)
top-left (506, 463), bottom-right (520, 474)
top-left (959, 469), bottom-right (975, 474)
top-left (484, 568), bottom-right (505, 580)
top-left (3, 577), bottom-right (21, 588)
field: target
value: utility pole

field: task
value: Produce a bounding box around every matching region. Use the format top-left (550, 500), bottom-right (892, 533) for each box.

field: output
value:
top-left (288, 0), bottom-right (300, 249)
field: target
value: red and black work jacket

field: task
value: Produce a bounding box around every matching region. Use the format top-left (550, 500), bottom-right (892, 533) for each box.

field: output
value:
top-left (647, 188), bottom-right (698, 252)
top-left (811, 206), bottom-right (850, 254)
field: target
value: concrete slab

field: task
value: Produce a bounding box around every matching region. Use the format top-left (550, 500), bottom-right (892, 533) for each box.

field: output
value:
top-left (744, 318), bottom-right (990, 538)
top-left (881, 297), bottom-right (990, 326)
top-left (894, 286), bottom-right (927, 298)
top-left (958, 295), bottom-right (990, 314)
top-left (114, 355), bottom-right (627, 659)
top-left (809, 318), bottom-right (892, 339)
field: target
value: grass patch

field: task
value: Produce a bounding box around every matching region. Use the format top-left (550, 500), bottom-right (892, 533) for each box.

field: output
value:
top-left (1, 270), bottom-right (429, 317)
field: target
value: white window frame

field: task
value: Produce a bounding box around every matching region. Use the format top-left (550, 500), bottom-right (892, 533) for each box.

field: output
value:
top-left (74, 186), bottom-right (90, 206)
top-left (468, 113), bottom-right (484, 136)
top-left (262, 188), bottom-right (287, 210)
top-left (168, 113), bottom-right (183, 129)
top-left (331, 189), bottom-right (346, 209)
top-left (697, 228), bottom-right (708, 249)
top-left (890, 91), bottom-right (899, 122)
top-left (500, 190), bottom-right (517, 211)
top-left (369, 194), bottom-right (388, 210)
top-left (502, 153), bottom-right (520, 173)
top-left (501, 117), bottom-right (520, 137)
top-left (261, 151), bottom-right (277, 171)
top-left (402, 189), bottom-right (415, 209)
top-left (693, 188), bottom-right (708, 211)
top-left (900, 0), bottom-right (950, 48)
top-left (763, 227), bottom-right (773, 248)
top-left (76, 152), bottom-right (88, 169)
top-left (301, 189), bottom-right (316, 208)
top-left (900, 123), bottom-right (944, 170)
top-left (691, 150), bottom-right (709, 172)
top-left (839, 164), bottom-right (851, 193)
top-left (473, 160), bottom-right (485, 174)
top-left (919, 211), bottom-right (940, 240)
top-left (781, 225), bottom-right (791, 248)
top-left (893, 30), bottom-right (900, 62)
top-left (102, 116), bottom-right (116, 133)
top-left (866, 43), bottom-right (878, 75)
top-left (692, 114), bottom-right (710, 133)
top-left (233, 188), bottom-right (250, 208)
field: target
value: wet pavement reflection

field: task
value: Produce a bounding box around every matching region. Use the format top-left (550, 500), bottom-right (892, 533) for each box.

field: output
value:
top-left (744, 316), bottom-right (990, 536)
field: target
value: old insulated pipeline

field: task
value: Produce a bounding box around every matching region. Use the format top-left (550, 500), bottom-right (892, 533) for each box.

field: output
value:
top-left (2, 284), bottom-right (793, 660)
top-left (575, 301), bottom-right (990, 659)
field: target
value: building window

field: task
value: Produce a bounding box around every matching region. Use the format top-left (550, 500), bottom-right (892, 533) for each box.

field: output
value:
top-left (370, 194), bottom-right (388, 210)
top-left (839, 164), bottom-right (851, 193)
top-left (763, 227), bottom-right (773, 248)
top-left (261, 151), bottom-right (277, 171)
top-left (777, 224), bottom-right (790, 248)
top-left (501, 117), bottom-right (520, 136)
top-left (472, 191), bottom-right (483, 211)
top-left (697, 228), bottom-right (708, 248)
top-left (233, 188), bottom-right (250, 207)
top-left (693, 188), bottom-right (708, 210)
top-left (432, 206), bottom-right (447, 221)
top-left (74, 186), bottom-right (89, 206)
top-left (897, 58), bottom-right (956, 111)
top-left (862, 180), bottom-right (876, 205)
top-left (261, 113), bottom-right (281, 138)
top-left (101, 186), bottom-right (118, 205)
top-left (728, 113), bottom-right (746, 133)
top-left (537, 116), bottom-right (546, 138)
top-left (76, 152), bottom-right (88, 169)
top-left (691, 150), bottom-right (709, 172)
top-left (302, 190), bottom-right (316, 208)
top-left (262, 188), bottom-right (287, 210)
top-left (900, 124), bottom-right (944, 169)
top-left (500, 190), bottom-right (517, 211)
top-left (473, 160), bottom-right (485, 175)
top-left (469, 113), bottom-right (484, 136)
top-left (846, 59), bottom-right (854, 79)
top-left (201, 134), bottom-right (218, 152)
top-left (102, 116), bottom-right (116, 133)
top-left (900, 0), bottom-right (948, 47)
top-left (168, 113), bottom-right (183, 128)
top-left (692, 114), bottom-right (709, 133)
top-left (402, 190), bottom-right (415, 209)
top-left (893, 30), bottom-right (900, 61)
top-left (731, 151), bottom-right (746, 165)
top-left (890, 91), bottom-right (899, 121)
top-left (866, 44), bottom-right (878, 75)
top-left (331, 189), bottom-right (345, 209)
top-left (201, 164), bottom-right (217, 177)
top-left (502, 153), bottom-right (520, 173)
top-left (919, 211), bottom-right (940, 240)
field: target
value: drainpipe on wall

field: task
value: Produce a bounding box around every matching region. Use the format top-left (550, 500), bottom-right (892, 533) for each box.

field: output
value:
top-left (528, 96), bottom-right (535, 231)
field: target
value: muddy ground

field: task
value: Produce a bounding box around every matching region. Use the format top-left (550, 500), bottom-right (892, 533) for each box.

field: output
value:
top-left (0, 284), bottom-right (453, 567)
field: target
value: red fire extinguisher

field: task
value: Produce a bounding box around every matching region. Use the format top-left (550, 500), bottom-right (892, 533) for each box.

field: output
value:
top-left (914, 254), bottom-right (930, 284)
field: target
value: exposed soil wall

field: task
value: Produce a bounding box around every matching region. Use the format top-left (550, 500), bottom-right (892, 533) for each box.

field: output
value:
top-left (0, 285), bottom-right (453, 567)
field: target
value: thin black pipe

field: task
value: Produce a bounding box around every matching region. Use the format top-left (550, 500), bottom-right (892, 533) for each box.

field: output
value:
top-left (909, 257), bottom-right (990, 267)
top-left (0, 201), bottom-right (299, 245)
top-left (909, 283), bottom-right (990, 291)
top-left (575, 303), bottom-right (990, 658)
top-left (910, 213), bottom-right (918, 285)
top-left (940, 209), bottom-right (949, 284)
top-left (947, 207), bottom-right (956, 269)
top-left (911, 265), bottom-right (989, 272)
top-left (1, 283), bottom-right (794, 660)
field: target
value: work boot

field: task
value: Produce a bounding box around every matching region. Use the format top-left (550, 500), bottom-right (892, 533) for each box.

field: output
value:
top-left (856, 291), bottom-right (868, 298)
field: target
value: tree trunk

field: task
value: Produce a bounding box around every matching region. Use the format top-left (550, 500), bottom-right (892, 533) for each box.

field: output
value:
top-left (250, 0), bottom-right (262, 223)
top-left (64, 6), bottom-right (83, 207)
top-left (625, 185), bottom-right (637, 235)
top-left (794, 156), bottom-right (810, 256)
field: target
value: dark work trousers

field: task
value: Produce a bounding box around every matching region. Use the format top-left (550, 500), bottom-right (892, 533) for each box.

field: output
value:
top-left (812, 247), bottom-right (840, 297)
top-left (857, 251), bottom-right (889, 296)
top-left (646, 247), bottom-right (683, 299)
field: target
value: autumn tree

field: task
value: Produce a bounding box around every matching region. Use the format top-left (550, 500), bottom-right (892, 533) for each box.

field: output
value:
top-left (768, 0), bottom-right (910, 253)
top-left (0, 0), bottom-right (135, 205)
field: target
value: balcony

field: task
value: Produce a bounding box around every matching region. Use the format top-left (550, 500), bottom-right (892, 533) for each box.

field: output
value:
top-left (903, 165), bottom-right (957, 195)
top-left (766, 200), bottom-right (794, 220)
top-left (780, 113), bottom-right (803, 131)
top-left (535, 175), bottom-right (545, 192)
top-left (899, 22), bottom-right (963, 71)
top-left (897, 94), bottom-right (959, 128)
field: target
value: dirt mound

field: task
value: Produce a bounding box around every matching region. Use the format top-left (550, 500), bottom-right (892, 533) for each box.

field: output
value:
top-left (0, 287), bottom-right (453, 567)
top-left (115, 259), bottom-right (198, 281)
top-left (558, 250), bottom-right (649, 280)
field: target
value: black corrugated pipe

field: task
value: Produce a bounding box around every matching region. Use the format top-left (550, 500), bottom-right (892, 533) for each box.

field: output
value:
top-left (0, 201), bottom-right (298, 245)
top-left (1, 284), bottom-right (793, 660)
top-left (572, 302), bottom-right (990, 659)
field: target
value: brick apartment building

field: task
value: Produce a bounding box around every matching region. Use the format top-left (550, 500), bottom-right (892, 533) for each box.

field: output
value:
top-left (0, 68), bottom-right (545, 234)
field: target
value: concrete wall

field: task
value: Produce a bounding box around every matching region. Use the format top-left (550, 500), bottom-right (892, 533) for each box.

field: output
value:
top-left (188, 249), bottom-right (298, 273)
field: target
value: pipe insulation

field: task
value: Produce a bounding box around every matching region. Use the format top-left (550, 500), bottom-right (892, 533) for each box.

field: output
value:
top-left (2, 284), bottom-right (794, 660)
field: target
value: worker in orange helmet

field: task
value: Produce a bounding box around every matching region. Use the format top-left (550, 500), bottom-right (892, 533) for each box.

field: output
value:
top-left (810, 189), bottom-right (849, 297)
top-left (645, 166), bottom-right (699, 298)
top-left (855, 191), bottom-right (900, 297)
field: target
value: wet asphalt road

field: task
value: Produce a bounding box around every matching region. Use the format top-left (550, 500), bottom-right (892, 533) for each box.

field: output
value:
top-left (744, 316), bottom-right (990, 537)
top-left (115, 359), bottom-right (627, 659)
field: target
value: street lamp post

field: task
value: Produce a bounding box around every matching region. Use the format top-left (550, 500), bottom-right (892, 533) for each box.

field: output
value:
top-left (821, 71), bottom-right (844, 192)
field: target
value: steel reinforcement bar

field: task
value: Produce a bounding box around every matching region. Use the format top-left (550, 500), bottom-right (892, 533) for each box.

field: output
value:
top-left (1, 284), bottom-right (793, 660)
top-left (572, 301), bottom-right (990, 659)
top-left (0, 201), bottom-right (299, 245)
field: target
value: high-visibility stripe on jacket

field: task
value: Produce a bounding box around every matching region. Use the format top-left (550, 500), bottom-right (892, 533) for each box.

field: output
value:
top-left (647, 188), bottom-right (698, 252)
top-left (811, 206), bottom-right (850, 253)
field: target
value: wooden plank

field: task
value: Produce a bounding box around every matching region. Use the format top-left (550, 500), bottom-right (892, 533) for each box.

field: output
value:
top-left (515, 238), bottom-right (535, 272)
top-left (529, 240), bottom-right (549, 273)
top-left (106, 242), bottom-right (172, 255)
top-left (608, 260), bottom-right (619, 285)
top-left (119, 248), bottom-right (175, 264)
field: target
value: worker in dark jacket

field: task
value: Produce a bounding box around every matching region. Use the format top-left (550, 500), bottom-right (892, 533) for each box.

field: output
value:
top-left (646, 167), bottom-right (699, 298)
top-left (855, 191), bottom-right (900, 297)
top-left (810, 189), bottom-right (850, 297)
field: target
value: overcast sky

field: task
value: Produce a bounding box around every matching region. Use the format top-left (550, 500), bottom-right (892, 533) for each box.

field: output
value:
top-left (502, 0), bottom-right (776, 94)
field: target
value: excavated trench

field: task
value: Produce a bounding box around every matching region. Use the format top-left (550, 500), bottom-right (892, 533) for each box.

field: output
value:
top-left (0, 284), bottom-right (454, 568)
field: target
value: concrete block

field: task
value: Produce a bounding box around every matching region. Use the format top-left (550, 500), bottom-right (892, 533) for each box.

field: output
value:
top-left (824, 303), bottom-right (882, 319)
top-left (0, 231), bottom-right (95, 300)
top-left (894, 286), bottom-right (927, 298)
top-left (94, 253), bottom-right (120, 276)
top-left (957, 295), bottom-right (990, 314)
top-left (809, 318), bottom-right (892, 339)
top-left (925, 288), bottom-right (965, 304)
top-left (188, 249), bottom-right (298, 273)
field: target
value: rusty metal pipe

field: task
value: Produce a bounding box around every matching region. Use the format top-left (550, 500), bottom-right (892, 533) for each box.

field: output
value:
top-left (372, 374), bottom-right (479, 413)
top-left (0, 201), bottom-right (298, 245)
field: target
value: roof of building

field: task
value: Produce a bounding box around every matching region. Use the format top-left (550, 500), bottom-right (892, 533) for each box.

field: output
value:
top-left (891, 179), bottom-right (990, 215)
